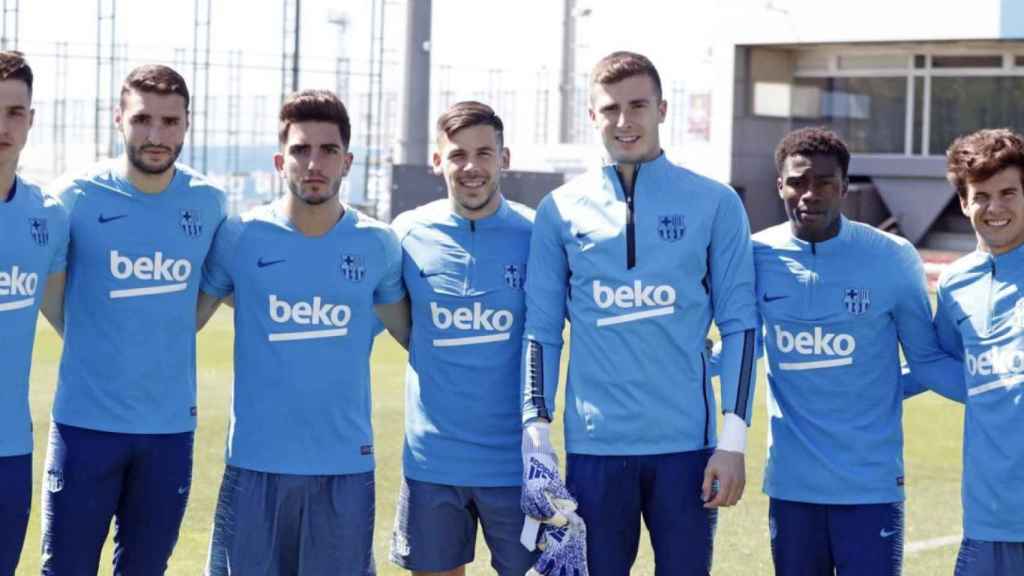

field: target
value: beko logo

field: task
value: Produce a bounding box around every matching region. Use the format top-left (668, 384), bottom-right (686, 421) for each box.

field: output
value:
top-left (592, 280), bottom-right (676, 327)
top-left (267, 294), bottom-right (351, 342)
top-left (109, 250), bottom-right (192, 299)
top-left (964, 345), bottom-right (1024, 398)
top-left (430, 302), bottom-right (514, 347)
top-left (774, 325), bottom-right (856, 371)
top-left (0, 266), bottom-right (39, 313)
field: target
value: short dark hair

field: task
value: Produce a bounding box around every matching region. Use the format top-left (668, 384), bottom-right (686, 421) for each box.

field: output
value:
top-left (590, 51), bottom-right (662, 100)
top-left (121, 64), bottom-right (190, 111)
top-left (774, 127), bottom-right (851, 178)
top-left (946, 128), bottom-right (1024, 200)
top-left (0, 51), bottom-right (32, 97)
top-left (278, 89), bottom-right (351, 148)
top-left (436, 100), bottom-right (504, 148)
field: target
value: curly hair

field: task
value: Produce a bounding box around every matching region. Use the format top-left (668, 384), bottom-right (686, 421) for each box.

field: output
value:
top-left (946, 128), bottom-right (1024, 199)
top-left (774, 127), bottom-right (851, 177)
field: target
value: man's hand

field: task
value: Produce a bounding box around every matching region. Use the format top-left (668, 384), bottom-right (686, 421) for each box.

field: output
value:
top-left (702, 449), bottom-right (745, 508)
top-left (527, 511), bottom-right (589, 576)
top-left (521, 421), bottom-right (577, 527)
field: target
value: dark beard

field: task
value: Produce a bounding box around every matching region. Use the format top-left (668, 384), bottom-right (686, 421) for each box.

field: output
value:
top-left (288, 179), bottom-right (342, 206)
top-left (126, 144), bottom-right (182, 175)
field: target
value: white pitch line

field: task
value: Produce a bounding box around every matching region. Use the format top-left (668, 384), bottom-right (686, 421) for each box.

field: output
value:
top-left (906, 534), bottom-right (961, 554)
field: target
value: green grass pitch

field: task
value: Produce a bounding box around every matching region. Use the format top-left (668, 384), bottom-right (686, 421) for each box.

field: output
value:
top-left (16, 309), bottom-right (964, 575)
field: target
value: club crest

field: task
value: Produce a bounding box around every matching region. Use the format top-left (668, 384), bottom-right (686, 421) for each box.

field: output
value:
top-left (29, 218), bottom-right (48, 246)
top-left (504, 264), bottom-right (525, 289)
top-left (340, 254), bottom-right (366, 282)
top-left (657, 214), bottom-right (685, 242)
top-left (180, 209), bottom-right (202, 238)
top-left (843, 288), bottom-right (870, 316)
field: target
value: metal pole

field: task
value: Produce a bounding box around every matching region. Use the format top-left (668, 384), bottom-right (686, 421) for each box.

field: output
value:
top-left (399, 0), bottom-right (431, 165)
top-left (558, 0), bottom-right (575, 143)
top-left (291, 0), bottom-right (301, 92)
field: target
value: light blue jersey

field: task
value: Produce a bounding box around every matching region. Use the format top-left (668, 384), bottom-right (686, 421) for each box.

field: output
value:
top-left (0, 178), bottom-right (68, 457)
top-left (201, 203), bottom-right (405, 475)
top-left (392, 198), bottom-right (533, 487)
top-left (935, 243), bottom-right (1024, 541)
top-left (522, 153), bottom-right (758, 455)
top-left (755, 218), bottom-right (962, 504)
top-left (51, 160), bottom-right (225, 434)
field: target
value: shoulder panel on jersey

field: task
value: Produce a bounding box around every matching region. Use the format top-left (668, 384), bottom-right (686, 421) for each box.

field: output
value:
top-left (751, 222), bottom-right (791, 249)
top-left (662, 162), bottom-right (737, 199)
top-left (503, 199), bottom-right (537, 225)
top-left (549, 167), bottom-right (606, 204)
top-left (389, 199), bottom-right (448, 242)
top-left (937, 250), bottom-right (989, 289)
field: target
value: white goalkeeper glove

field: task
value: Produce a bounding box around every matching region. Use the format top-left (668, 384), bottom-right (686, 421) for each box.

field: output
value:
top-left (527, 508), bottom-right (589, 576)
top-left (521, 421), bottom-right (577, 529)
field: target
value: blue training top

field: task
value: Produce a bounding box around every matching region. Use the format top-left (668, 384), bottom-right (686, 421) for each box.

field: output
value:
top-left (755, 218), bottom-right (961, 504)
top-left (52, 160), bottom-right (225, 434)
top-left (0, 178), bottom-right (68, 456)
top-left (392, 198), bottom-right (533, 487)
top-left (935, 243), bottom-right (1024, 541)
top-left (522, 153), bottom-right (758, 455)
top-left (201, 202), bottom-right (405, 475)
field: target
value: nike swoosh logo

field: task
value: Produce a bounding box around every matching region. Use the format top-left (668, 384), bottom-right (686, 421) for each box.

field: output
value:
top-left (98, 214), bottom-right (128, 224)
top-left (257, 258), bottom-right (286, 268)
top-left (956, 315), bottom-right (971, 326)
top-left (763, 294), bottom-right (788, 303)
top-left (880, 528), bottom-right (898, 538)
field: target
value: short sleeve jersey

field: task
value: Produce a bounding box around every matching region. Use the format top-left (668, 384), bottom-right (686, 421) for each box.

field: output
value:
top-left (201, 202), bottom-right (405, 475)
top-left (52, 160), bottom-right (226, 434)
top-left (0, 178), bottom-right (68, 456)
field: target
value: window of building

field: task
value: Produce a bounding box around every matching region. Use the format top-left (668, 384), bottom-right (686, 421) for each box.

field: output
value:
top-left (930, 76), bottom-right (1024, 153)
top-left (753, 46), bottom-right (1024, 155)
top-left (931, 55), bottom-right (1003, 68)
top-left (792, 77), bottom-right (906, 153)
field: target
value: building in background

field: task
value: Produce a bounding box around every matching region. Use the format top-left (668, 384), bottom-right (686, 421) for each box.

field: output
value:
top-left (705, 0), bottom-right (1024, 251)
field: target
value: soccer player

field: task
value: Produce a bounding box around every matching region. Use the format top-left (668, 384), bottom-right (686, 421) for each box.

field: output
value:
top-left (41, 65), bottom-right (226, 574)
top-left (388, 101), bottom-right (538, 576)
top-left (0, 51), bottom-right (68, 576)
top-left (753, 127), bottom-right (963, 576)
top-left (199, 89), bottom-right (408, 575)
top-left (934, 128), bottom-right (1024, 575)
top-left (521, 51), bottom-right (758, 575)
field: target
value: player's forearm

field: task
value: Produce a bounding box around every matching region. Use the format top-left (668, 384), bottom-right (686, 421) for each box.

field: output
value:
top-left (374, 297), bottom-right (411, 350)
top-left (902, 358), bottom-right (967, 403)
top-left (40, 271), bottom-right (66, 337)
top-left (717, 329), bottom-right (758, 429)
top-left (196, 290), bottom-right (224, 332)
top-left (522, 336), bottom-right (562, 424)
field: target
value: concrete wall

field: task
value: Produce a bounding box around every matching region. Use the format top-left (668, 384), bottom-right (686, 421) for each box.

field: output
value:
top-left (717, 0), bottom-right (1005, 45)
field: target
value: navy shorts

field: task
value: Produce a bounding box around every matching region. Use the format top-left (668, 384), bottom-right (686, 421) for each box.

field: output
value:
top-left (0, 454), bottom-right (31, 576)
top-left (769, 498), bottom-right (904, 576)
top-left (954, 538), bottom-right (1024, 576)
top-left (40, 422), bottom-right (194, 576)
top-left (566, 449), bottom-right (717, 576)
top-left (389, 477), bottom-right (538, 575)
top-left (206, 465), bottom-right (376, 576)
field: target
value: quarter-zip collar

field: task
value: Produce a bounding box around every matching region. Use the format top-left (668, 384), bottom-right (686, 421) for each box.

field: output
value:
top-left (600, 151), bottom-right (671, 191)
top-left (989, 239), bottom-right (1024, 275)
top-left (445, 195), bottom-right (510, 231)
top-left (786, 215), bottom-right (851, 256)
top-left (602, 152), bottom-right (669, 270)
